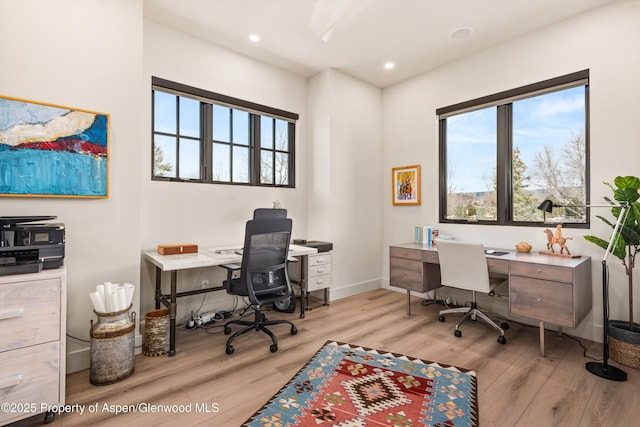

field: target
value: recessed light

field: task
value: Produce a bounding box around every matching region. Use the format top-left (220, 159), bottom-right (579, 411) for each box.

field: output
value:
top-left (449, 27), bottom-right (473, 40)
top-left (384, 62), bottom-right (395, 70)
top-left (249, 34), bottom-right (260, 43)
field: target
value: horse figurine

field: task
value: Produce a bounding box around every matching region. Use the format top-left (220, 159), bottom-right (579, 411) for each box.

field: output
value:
top-left (543, 224), bottom-right (573, 255)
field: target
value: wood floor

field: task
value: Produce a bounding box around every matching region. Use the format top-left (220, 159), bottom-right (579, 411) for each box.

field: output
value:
top-left (11, 289), bottom-right (640, 426)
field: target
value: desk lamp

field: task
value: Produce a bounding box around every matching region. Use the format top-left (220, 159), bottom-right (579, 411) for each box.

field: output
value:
top-left (537, 199), bottom-right (629, 381)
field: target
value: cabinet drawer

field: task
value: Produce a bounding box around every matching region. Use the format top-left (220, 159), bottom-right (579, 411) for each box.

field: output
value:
top-left (308, 253), bottom-right (331, 267)
top-left (422, 250), bottom-right (439, 264)
top-left (509, 275), bottom-right (574, 327)
top-left (0, 342), bottom-right (61, 424)
top-left (390, 257), bottom-right (425, 292)
top-left (0, 277), bottom-right (61, 352)
top-left (307, 274), bottom-right (331, 292)
top-left (510, 261), bottom-right (573, 283)
top-left (487, 258), bottom-right (509, 275)
top-left (309, 263), bottom-right (331, 278)
top-left (389, 247), bottom-right (422, 261)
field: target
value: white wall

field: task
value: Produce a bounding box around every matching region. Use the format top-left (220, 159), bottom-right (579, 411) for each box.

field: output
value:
top-left (0, 0), bottom-right (144, 371)
top-left (382, 0), bottom-right (640, 341)
top-left (141, 21), bottom-right (312, 321)
top-left (308, 69), bottom-right (384, 298)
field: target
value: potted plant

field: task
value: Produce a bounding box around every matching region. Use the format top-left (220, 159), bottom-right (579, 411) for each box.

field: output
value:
top-left (584, 175), bottom-right (640, 368)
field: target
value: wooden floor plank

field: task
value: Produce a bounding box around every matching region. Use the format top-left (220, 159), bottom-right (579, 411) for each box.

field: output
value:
top-left (8, 289), bottom-right (640, 426)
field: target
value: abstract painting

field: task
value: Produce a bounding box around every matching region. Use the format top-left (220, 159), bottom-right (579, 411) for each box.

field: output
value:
top-left (0, 95), bottom-right (109, 198)
top-left (392, 164), bottom-right (420, 205)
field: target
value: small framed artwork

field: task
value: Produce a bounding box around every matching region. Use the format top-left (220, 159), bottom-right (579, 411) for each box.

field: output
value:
top-left (0, 95), bottom-right (109, 198)
top-left (392, 165), bottom-right (421, 206)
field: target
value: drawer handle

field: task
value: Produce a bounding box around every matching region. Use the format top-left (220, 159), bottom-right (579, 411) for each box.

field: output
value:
top-left (0, 308), bottom-right (23, 321)
top-left (316, 280), bottom-right (324, 285)
top-left (0, 374), bottom-right (23, 390)
top-left (537, 269), bottom-right (542, 273)
top-left (537, 298), bottom-right (542, 302)
top-left (317, 269), bottom-right (325, 273)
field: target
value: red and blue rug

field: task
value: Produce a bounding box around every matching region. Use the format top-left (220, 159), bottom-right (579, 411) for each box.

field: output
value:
top-left (244, 340), bottom-right (478, 426)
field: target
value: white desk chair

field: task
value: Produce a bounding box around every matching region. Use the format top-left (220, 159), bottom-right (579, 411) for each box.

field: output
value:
top-left (436, 240), bottom-right (508, 344)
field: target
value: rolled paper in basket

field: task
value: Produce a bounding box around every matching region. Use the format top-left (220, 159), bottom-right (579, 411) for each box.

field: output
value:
top-left (96, 284), bottom-right (105, 309)
top-left (124, 283), bottom-right (135, 307)
top-left (89, 291), bottom-right (106, 313)
top-left (114, 287), bottom-right (127, 312)
top-left (103, 282), bottom-right (113, 312)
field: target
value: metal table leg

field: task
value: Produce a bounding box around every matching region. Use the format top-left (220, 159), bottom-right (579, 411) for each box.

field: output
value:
top-left (169, 270), bottom-right (177, 356)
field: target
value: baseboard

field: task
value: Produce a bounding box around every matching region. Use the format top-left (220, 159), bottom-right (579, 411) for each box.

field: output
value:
top-left (66, 333), bottom-right (143, 374)
top-left (328, 279), bottom-right (381, 301)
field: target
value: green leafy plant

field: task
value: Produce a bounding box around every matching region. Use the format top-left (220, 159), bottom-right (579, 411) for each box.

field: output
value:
top-left (584, 176), bottom-right (640, 332)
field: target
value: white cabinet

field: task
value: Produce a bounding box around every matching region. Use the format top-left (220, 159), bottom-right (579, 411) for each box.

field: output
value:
top-left (0, 268), bottom-right (66, 426)
top-left (289, 252), bottom-right (332, 311)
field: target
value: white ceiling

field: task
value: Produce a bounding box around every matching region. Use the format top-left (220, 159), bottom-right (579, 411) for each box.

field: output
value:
top-left (144, 0), bottom-right (616, 88)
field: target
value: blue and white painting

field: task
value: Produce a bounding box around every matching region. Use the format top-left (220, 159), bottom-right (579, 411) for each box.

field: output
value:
top-left (0, 96), bottom-right (109, 197)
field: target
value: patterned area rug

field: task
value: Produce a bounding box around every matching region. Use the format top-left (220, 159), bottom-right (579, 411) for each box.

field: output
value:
top-left (244, 340), bottom-right (478, 426)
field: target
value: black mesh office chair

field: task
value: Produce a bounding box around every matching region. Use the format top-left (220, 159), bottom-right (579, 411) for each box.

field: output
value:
top-left (222, 217), bottom-right (298, 354)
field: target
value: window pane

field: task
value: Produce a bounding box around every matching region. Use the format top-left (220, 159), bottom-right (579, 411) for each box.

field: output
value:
top-left (275, 119), bottom-right (288, 151)
top-left (179, 138), bottom-right (200, 179)
top-left (233, 110), bottom-right (249, 145)
top-left (179, 96), bottom-right (200, 138)
top-left (232, 146), bottom-right (249, 183)
top-left (445, 107), bottom-right (497, 221)
top-left (212, 143), bottom-right (230, 181)
top-left (154, 135), bottom-right (176, 177)
top-left (275, 152), bottom-right (289, 185)
top-left (513, 86), bottom-right (586, 223)
top-left (261, 116), bottom-right (273, 149)
top-left (261, 149), bottom-right (273, 184)
top-left (213, 105), bottom-right (230, 142)
top-left (154, 91), bottom-right (176, 134)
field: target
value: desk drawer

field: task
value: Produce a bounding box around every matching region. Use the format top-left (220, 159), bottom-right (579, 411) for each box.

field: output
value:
top-left (0, 277), bottom-right (61, 352)
top-left (307, 274), bottom-right (331, 292)
top-left (390, 247), bottom-right (422, 261)
top-left (390, 258), bottom-right (425, 292)
top-left (487, 258), bottom-right (509, 275)
top-left (510, 261), bottom-right (573, 283)
top-left (308, 253), bottom-right (331, 267)
top-left (422, 250), bottom-right (439, 264)
top-left (510, 276), bottom-right (573, 327)
top-left (309, 263), bottom-right (331, 277)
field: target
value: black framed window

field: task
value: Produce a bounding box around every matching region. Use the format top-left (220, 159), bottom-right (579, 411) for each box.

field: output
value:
top-left (437, 70), bottom-right (589, 227)
top-left (152, 77), bottom-right (297, 187)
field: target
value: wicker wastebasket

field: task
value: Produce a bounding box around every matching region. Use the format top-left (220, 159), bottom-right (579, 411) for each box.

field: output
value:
top-left (143, 309), bottom-right (169, 356)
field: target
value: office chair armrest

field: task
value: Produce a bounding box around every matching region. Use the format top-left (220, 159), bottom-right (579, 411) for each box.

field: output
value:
top-left (287, 256), bottom-right (298, 262)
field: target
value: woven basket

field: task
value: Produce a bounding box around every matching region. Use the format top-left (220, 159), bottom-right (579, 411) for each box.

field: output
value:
top-left (609, 320), bottom-right (640, 369)
top-left (143, 309), bottom-right (169, 357)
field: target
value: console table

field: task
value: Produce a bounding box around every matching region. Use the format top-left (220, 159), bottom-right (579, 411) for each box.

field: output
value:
top-left (389, 243), bottom-right (592, 356)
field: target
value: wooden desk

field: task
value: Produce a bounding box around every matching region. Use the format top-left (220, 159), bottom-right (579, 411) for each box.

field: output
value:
top-left (389, 243), bottom-right (592, 356)
top-left (143, 244), bottom-right (317, 356)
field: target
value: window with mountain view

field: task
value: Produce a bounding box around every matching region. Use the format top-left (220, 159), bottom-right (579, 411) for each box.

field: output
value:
top-left (438, 70), bottom-right (589, 227)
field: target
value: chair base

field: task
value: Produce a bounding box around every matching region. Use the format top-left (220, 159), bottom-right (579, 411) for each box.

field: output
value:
top-left (439, 301), bottom-right (507, 344)
top-left (223, 306), bottom-right (297, 354)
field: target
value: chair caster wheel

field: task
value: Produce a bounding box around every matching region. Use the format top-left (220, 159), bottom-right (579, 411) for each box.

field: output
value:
top-left (300, 313), bottom-right (305, 319)
top-left (497, 335), bottom-right (507, 344)
top-left (44, 411), bottom-right (55, 424)
top-left (501, 322), bottom-right (509, 330)
top-left (226, 345), bottom-right (234, 354)
top-left (270, 344), bottom-right (278, 353)
top-left (438, 315), bottom-right (446, 322)
top-left (454, 330), bottom-right (462, 337)
top-left (291, 326), bottom-right (298, 335)
top-left (224, 326), bottom-right (232, 335)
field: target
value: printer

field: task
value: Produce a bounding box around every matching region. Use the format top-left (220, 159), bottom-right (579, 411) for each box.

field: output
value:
top-left (0, 216), bottom-right (65, 276)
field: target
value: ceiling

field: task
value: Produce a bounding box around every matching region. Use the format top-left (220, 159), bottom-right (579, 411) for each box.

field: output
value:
top-left (144, 0), bottom-right (616, 88)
